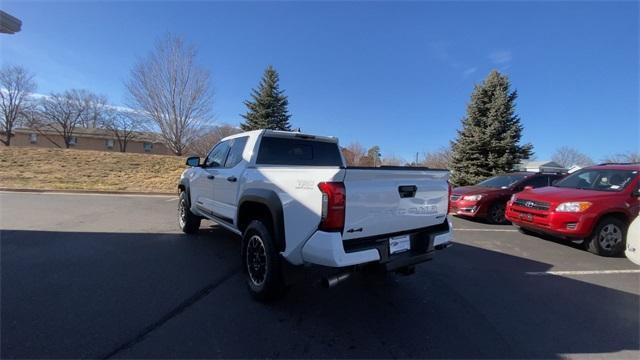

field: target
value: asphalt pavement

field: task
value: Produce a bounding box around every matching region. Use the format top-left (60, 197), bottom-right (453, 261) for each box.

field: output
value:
top-left (1, 191), bottom-right (639, 359)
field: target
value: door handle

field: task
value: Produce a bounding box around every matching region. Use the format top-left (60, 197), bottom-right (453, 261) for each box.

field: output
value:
top-left (207, 175), bottom-right (215, 180)
top-left (227, 176), bottom-right (237, 182)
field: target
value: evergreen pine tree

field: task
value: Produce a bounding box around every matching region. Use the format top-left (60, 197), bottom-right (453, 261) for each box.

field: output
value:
top-left (240, 65), bottom-right (292, 131)
top-left (450, 70), bottom-right (533, 185)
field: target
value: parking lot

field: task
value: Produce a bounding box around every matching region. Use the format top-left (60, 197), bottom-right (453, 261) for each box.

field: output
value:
top-left (1, 191), bottom-right (639, 359)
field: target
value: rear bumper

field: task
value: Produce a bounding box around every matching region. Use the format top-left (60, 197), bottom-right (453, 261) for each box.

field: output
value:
top-left (301, 220), bottom-right (453, 268)
top-left (505, 204), bottom-right (595, 239)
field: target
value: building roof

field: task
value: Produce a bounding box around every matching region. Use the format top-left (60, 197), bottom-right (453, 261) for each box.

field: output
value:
top-left (521, 160), bottom-right (563, 168)
top-left (0, 11), bottom-right (22, 34)
top-left (13, 127), bottom-right (165, 144)
top-left (516, 160), bottom-right (567, 173)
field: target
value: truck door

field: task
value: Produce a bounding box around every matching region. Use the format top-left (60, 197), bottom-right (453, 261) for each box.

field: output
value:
top-left (189, 140), bottom-right (230, 216)
top-left (210, 136), bottom-right (249, 225)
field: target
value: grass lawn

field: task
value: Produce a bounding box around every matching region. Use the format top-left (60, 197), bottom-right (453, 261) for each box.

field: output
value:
top-left (0, 147), bottom-right (186, 193)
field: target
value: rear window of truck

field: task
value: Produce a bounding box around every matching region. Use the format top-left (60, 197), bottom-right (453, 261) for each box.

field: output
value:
top-left (256, 136), bottom-right (342, 166)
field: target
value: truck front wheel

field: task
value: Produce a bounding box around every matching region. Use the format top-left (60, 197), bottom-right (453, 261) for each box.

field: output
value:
top-left (178, 191), bottom-right (201, 234)
top-left (242, 220), bottom-right (285, 301)
top-left (585, 217), bottom-right (627, 257)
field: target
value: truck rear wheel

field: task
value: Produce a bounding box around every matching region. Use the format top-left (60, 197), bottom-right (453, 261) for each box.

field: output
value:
top-left (178, 191), bottom-right (201, 234)
top-left (585, 217), bottom-right (627, 257)
top-left (242, 220), bottom-right (285, 301)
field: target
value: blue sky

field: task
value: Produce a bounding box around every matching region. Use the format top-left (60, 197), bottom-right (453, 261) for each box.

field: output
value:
top-left (1, 1), bottom-right (638, 162)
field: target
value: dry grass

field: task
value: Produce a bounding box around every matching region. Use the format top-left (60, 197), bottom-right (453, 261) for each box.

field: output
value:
top-left (0, 147), bottom-right (186, 193)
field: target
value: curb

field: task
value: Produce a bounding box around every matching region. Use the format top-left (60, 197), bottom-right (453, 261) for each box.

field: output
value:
top-left (0, 188), bottom-right (176, 196)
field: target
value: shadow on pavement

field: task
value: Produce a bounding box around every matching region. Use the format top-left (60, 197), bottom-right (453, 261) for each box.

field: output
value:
top-left (450, 214), bottom-right (514, 226)
top-left (1, 227), bottom-right (638, 359)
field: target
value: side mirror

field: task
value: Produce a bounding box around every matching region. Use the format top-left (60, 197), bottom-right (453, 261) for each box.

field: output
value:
top-left (633, 187), bottom-right (640, 197)
top-left (186, 156), bottom-right (201, 167)
top-left (524, 186), bottom-right (534, 191)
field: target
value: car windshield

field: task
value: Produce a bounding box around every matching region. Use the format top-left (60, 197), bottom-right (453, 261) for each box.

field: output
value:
top-left (477, 174), bottom-right (528, 189)
top-left (554, 169), bottom-right (638, 192)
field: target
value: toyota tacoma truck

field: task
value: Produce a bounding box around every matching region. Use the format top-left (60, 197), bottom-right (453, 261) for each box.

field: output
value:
top-left (178, 130), bottom-right (453, 300)
top-left (506, 163), bottom-right (639, 257)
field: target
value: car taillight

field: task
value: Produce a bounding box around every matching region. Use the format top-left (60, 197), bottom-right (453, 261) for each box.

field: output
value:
top-left (318, 182), bottom-right (345, 232)
top-left (447, 181), bottom-right (452, 213)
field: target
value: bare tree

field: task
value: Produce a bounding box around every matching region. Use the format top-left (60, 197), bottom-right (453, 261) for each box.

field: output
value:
top-left (601, 151), bottom-right (640, 164)
top-left (79, 91), bottom-right (109, 128)
top-left (342, 142), bottom-right (367, 166)
top-left (126, 34), bottom-right (213, 155)
top-left (32, 90), bottom-right (88, 148)
top-left (187, 124), bottom-right (241, 157)
top-left (551, 146), bottom-right (594, 167)
top-left (421, 147), bottom-right (452, 169)
top-left (0, 65), bottom-right (36, 146)
top-left (102, 109), bottom-right (148, 152)
top-left (381, 154), bottom-right (406, 166)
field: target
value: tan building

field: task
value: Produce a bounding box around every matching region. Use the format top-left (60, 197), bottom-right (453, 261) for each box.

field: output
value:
top-left (7, 127), bottom-right (171, 155)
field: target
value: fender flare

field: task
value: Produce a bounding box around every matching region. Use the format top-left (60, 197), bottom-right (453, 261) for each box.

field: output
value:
top-left (178, 178), bottom-right (192, 207)
top-left (238, 188), bottom-right (285, 252)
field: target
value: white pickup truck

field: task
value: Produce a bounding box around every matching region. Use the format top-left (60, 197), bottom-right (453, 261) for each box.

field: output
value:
top-left (178, 130), bottom-right (453, 300)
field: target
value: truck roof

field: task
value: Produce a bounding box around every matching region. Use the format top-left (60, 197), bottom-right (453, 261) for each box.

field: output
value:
top-left (221, 129), bottom-right (339, 143)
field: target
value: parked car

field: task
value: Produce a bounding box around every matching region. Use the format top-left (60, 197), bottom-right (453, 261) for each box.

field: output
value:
top-left (506, 163), bottom-right (639, 256)
top-left (625, 216), bottom-right (640, 265)
top-left (178, 130), bottom-right (453, 300)
top-left (449, 172), bottom-right (565, 224)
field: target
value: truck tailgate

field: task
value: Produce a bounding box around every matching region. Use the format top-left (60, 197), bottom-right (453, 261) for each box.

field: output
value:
top-left (342, 168), bottom-right (449, 240)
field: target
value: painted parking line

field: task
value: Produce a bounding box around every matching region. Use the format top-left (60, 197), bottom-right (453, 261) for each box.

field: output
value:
top-left (165, 197), bottom-right (179, 202)
top-left (454, 228), bottom-right (519, 232)
top-left (526, 269), bottom-right (640, 276)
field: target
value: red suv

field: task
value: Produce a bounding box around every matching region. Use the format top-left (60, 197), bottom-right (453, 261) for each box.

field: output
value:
top-left (506, 164), bottom-right (640, 256)
top-left (449, 172), bottom-right (565, 224)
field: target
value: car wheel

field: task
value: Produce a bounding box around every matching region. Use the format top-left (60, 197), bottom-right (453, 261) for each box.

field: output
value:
top-left (178, 191), bottom-right (201, 234)
top-left (488, 202), bottom-right (507, 224)
top-left (585, 217), bottom-right (627, 257)
top-left (242, 219), bottom-right (285, 301)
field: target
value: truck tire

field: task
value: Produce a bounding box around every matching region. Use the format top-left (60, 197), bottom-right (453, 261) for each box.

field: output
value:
top-left (488, 202), bottom-right (507, 224)
top-left (242, 219), bottom-right (285, 301)
top-left (178, 191), bottom-right (201, 234)
top-left (585, 217), bottom-right (627, 257)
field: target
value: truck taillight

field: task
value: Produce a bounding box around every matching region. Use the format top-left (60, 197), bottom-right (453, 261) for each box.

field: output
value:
top-left (318, 182), bottom-right (345, 232)
top-left (447, 181), bottom-right (452, 214)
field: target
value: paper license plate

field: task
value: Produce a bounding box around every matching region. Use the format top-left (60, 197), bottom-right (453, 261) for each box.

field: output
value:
top-left (390, 235), bottom-right (411, 254)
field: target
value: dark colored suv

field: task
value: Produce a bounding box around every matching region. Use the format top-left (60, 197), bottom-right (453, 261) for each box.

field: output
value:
top-left (449, 172), bottom-right (565, 224)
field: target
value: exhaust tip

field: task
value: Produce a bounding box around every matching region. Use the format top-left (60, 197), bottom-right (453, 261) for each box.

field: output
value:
top-left (322, 273), bottom-right (351, 288)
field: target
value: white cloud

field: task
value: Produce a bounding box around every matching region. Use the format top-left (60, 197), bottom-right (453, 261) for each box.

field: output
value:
top-left (489, 50), bottom-right (512, 64)
top-left (427, 41), bottom-right (451, 62)
top-left (462, 67), bottom-right (477, 77)
top-left (428, 42), bottom-right (479, 78)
